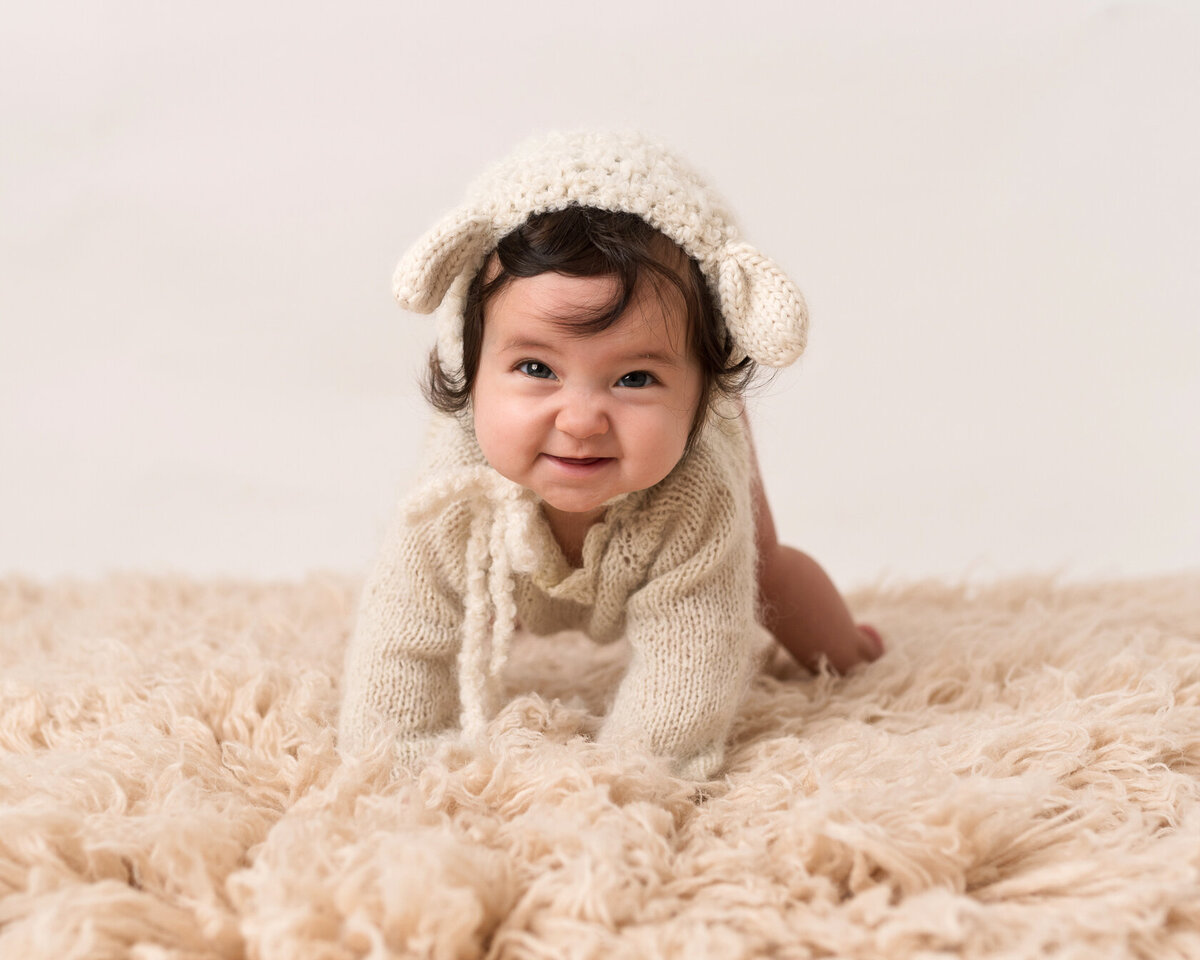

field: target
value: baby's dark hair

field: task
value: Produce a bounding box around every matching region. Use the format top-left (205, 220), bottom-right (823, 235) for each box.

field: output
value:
top-left (423, 205), bottom-right (755, 447)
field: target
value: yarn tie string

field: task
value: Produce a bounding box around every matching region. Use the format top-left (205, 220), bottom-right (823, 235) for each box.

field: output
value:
top-left (404, 467), bottom-right (541, 737)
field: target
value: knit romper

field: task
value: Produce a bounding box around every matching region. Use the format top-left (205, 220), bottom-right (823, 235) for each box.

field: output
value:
top-left (338, 408), bottom-right (767, 780)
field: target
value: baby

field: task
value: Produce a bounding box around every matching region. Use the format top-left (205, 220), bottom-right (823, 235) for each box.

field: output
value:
top-left (339, 131), bottom-right (882, 780)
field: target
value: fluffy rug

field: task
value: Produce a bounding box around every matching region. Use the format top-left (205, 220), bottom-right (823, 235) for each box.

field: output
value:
top-left (1, 574), bottom-right (1198, 959)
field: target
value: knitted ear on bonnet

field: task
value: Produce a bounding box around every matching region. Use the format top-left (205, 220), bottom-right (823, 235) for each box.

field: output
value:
top-left (391, 130), bottom-right (809, 372)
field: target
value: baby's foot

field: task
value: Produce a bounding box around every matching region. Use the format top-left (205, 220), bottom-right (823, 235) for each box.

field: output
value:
top-left (858, 623), bottom-right (885, 660)
top-left (782, 622), bottom-right (885, 674)
top-left (827, 623), bottom-right (884, 673)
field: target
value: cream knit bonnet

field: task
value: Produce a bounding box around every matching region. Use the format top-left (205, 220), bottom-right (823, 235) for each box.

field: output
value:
top-left (392, 129), bottom-right (809, 375)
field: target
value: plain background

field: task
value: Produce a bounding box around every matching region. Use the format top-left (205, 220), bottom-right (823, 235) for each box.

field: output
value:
top-left (3, 0), bottom-right (1197, 587)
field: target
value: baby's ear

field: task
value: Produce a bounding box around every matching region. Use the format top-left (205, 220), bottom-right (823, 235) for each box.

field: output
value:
top-left (716, 241), bottom-right (808, 368)
top-left (392, 210), bottom-right (493, 314)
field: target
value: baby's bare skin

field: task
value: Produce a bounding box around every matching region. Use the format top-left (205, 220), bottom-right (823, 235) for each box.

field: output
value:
top-left (746, 414), bottom-right (884, 673)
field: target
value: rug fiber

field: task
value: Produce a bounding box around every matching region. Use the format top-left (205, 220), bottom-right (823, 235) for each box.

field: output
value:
top-left (1, 574), bottom-right (1198, 958)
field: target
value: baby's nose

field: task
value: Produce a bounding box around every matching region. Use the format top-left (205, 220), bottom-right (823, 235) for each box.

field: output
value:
top-left (555, 392), bottom-right (610, 439)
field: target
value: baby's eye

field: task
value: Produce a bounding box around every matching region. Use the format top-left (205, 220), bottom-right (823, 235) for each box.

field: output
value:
top-left (616, 371), bottom-right (656, 388)
top-left (517, 360), bottom-right (556, 380)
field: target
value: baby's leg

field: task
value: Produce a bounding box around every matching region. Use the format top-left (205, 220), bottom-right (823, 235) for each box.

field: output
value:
top-left (758, 544), bottom-right (883, 673)
top-left (743, 409), bottom-right (883, 673)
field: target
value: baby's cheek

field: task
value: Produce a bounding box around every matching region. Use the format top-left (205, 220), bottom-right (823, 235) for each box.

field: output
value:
top-left (634, 407), bottom-right (690, 480)
top-left (472, 405), bottom-right (505, 462)
top-left (474, 396), bottom-right (530, 468)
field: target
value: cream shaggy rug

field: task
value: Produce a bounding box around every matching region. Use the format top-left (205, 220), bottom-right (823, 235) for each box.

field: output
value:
top-left (2, 574), bottom-right (1199, 959)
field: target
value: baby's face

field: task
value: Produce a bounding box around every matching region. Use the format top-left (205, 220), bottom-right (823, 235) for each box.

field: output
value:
top-left (472, 271), bottom-right (702, 523)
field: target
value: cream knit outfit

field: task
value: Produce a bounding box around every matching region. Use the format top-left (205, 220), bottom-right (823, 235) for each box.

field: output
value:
top-left (339, 130), bottom-right (809, 780)
top-left (340, 410), bottom-right (763, 780)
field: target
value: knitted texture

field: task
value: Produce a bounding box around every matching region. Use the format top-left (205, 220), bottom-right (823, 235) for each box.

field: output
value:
top-left (339, 413), bottom-right (767, 780)
top-left (392, 130), bottom-right (809, 370)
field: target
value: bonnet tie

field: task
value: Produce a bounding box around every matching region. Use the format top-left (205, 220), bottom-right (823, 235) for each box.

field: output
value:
top-left (405, 467), bottom-right (542, 738)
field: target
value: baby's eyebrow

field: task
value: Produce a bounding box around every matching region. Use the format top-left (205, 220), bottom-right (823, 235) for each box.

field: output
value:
top-left (500, 337), bottom-right (683, 367)
top-left (499, 337), bottom-right (556, 353)
top-left (630, 350), bottom-right (683, 367)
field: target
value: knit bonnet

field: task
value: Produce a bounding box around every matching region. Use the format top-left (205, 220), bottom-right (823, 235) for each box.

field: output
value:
top-left (392, 129), bottom-right (809, 375)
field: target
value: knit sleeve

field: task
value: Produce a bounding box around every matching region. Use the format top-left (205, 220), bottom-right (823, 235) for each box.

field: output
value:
top-left (597, 425), bottom-right (759, 781)
top-left (337, 502), bottom-right (467, 765)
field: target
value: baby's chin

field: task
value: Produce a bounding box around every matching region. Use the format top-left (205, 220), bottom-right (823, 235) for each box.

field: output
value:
top-left (535, 489), bottom-right (622, 518)
top-left (535, 476), bottom-right (669, 518)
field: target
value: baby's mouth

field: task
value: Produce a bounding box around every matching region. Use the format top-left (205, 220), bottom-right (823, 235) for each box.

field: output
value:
top-left (544, 454), bottom-right (614, 468)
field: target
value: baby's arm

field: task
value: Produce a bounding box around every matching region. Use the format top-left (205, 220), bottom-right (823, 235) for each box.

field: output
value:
top-left (598, 448), bottom-right (759, 780)
top-left (603, 558), bottom-right (755, 781)
top-left (744, 413), bottom-right (884, 673)
top-left (338, 513), bottom-right (465, 764)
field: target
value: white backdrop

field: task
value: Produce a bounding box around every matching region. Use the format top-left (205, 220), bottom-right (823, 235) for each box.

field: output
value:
top-left (3, 1), bottom-right (1198, 586)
